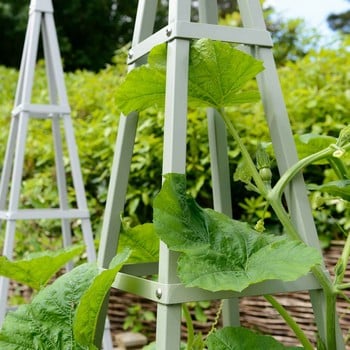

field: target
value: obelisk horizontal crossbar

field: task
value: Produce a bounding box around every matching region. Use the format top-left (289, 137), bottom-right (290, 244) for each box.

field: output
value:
top-left (127, 21), bottom-right (273, 64)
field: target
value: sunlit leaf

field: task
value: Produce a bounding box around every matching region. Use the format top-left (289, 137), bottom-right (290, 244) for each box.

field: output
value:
top-left (0, 249), bottom-right (130, 349)
top-left (0, 245), bottom-right (85, 290)
top-left (154, 173), bottom-right (321, 292)
top-left (206, 327), bottom-right (303, 349)
top-left (115, 38), bottom-right (263, 115)
top-left (115, 65), bottom-right (166, 115)
top-left (118, 223), bottom-right (159, 263)
top-left (294, 134), bottom-right (336, 164)
top-left (188, 39), bottom-right (263, 108)
top-left (0, 263), bottom-right (98, 349)
top-left (147, 42), bottom-right (167, 68)
top-left (74, 249), bottom-right (131, 346)
top-left (308, 180), bottom-right (350, 201)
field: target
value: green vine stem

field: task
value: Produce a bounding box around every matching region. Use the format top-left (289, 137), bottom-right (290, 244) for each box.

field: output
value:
top-left (270, 144), bottom-right (350, 202)
top-left (328, 157), bottom-right (349, 180)
top-left (337, 291), bottom-right (350, 303)
top-left (221, 110), bottom-right (309, 242)
top-left (219, 110), bottom-right (340, 349)
top-left (334, 230), bottom-right (350, 287)
top-left (220, 110), bottom-right (268, 198)
top-left (264, 294), bottom-right (314, 350)
top-left (182, 304), bottom-right (195, 349)
top-left (325, 294), bottom-right (337, 350)
top-left (337, 282), bottom-right (350, 291)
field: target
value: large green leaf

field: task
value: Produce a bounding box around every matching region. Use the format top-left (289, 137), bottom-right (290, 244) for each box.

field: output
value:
top-left (0, 245), bottom-right (85, 290)
top-left (206, 327), bottom-right (303, 350)
top-left (118, 223), bottom-right (159, 263)
top-left (74, 249), bottom-right (131, 347)
top-left (294, 134), bottom-right (336, 164)
top-left (115, 65), bottom-right (166, 115)
top-left (308, 180), bottom-right (350, 201)
top-left (188, 39), bottom-right (263, 108)
top-left (115, 38), bottom-right (263, 115)
top-left (0, 263), bottom-right (98, 349)
top-left (154, 174), bottom-right (321, 292)
top-left (0, 250), bottom-right (130, 350)
top-left (115, 43), bottom-right (167, 114)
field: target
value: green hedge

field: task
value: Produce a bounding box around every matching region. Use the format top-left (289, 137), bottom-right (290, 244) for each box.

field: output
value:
top-left (0, 41), bottom-right (349, 255)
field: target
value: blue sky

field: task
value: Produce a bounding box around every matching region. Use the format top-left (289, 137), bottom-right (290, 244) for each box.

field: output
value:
top-left (265, 0), bottom-right (349, 37)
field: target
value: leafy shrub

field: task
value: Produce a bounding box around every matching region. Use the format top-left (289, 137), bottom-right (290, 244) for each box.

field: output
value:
top-left (0, 40), bottom-right (349, 255)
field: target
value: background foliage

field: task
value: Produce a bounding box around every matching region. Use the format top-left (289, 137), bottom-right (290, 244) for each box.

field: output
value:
top-left (0, 0), bottom-right (168, 71)
top-left (0, 34), bottom-right (349, 255)
top-left (327, 0), bottom-right (350, 34)
top-left (0, 0), bottom-right (240, 71)
top-left (0, 0), bottom-right (343, 71)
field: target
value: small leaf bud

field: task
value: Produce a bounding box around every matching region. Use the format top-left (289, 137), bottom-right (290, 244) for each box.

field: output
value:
top-left (259, 167), bottom-right (272, 183)
top-left (254, 219), bottom-right (265, 232)
top-left (256, 144), bottom-right (270, 171)
top-left (256, 144), bottom-right (272, 189)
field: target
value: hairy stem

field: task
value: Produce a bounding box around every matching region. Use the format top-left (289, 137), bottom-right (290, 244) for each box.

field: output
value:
top-left (219, 110), bottom-right (340, 349)
top-left (264, 294), bottom-right (314, 350)
top-left (220, 111), bottom-right (268, 198)
top-left (182, 304), bottom-right (195, 350)
top-left (221, 111), bottom-right (302, 241)
top-left (326, 294), bottom-right (337, 350)
top-left (328, 157), bottom-right (349, 180)
top-left (270, 144), bottom-right (350, 202)
top-left (268, 197), bottom-right (301, 240)
top-left (334, 231), bottom-right (350, 286)
top-left (337, 282), bottom-right (350, 290)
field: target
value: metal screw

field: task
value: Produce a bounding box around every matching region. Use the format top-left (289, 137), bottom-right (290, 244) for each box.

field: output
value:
top-left (166, 27), bottom-right (172, 37)
top-left (155, 288), bottom-right (162, 299)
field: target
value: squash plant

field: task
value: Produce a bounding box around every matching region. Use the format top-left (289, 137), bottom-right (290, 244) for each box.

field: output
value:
top-left (0, 38), bottom-right (349, 349)
top-left (115, 38), bottom-right (350, 349)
